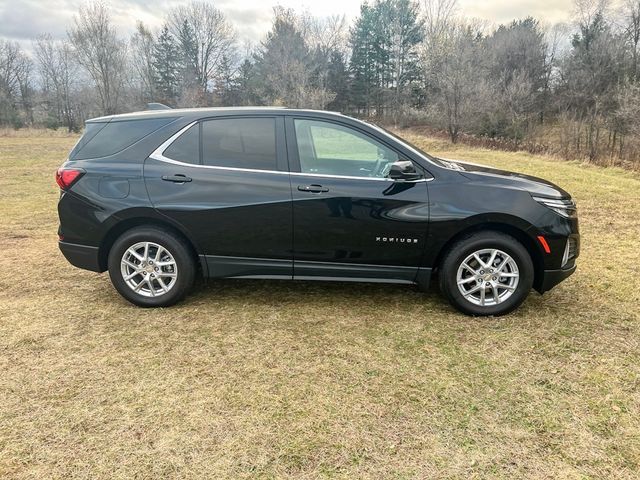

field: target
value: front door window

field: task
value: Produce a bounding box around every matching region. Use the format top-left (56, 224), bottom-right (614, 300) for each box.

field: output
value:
top-left (294, 119), bottom-right (399, 178)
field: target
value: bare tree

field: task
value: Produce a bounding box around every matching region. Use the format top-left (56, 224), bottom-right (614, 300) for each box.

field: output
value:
top-left (612, 80), bottom-right (640, 157)
top-left (541, 23), bottom-right (569, 123)
top-left (574, 0), bottom-right (611, 29)
top-left (0, 40), bottom-right (32, 126)
top-left (302, 14), bottom-right (348, 54)
top-left (130, 22), bottom-right (156, 104)
top-left (34, 35), bottom-right (79, 131)
top-left (167, 1), bottom-right (237, 96)
top-left (622, 0), bottom-right (640, 79)
top-left (428, 22), bottom-right (483, 142)
top-left (0, 41), bottom-right (22, 118)
top-left (68, 2), bottom-right (127, 115)
top-left (300, 13), bottom-right (348, 109)
top-left (422, 0), bottom-right (458, 51)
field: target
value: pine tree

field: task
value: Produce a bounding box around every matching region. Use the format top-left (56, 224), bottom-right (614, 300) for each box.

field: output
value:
top-left (253, 8), bottom-right (312, 107)
top-left (214, 55), bottom-right (238, 106)
top-left (175, 19), bottom-right (200, 95)
top-left (349, 0), bottom-right (423, 118)
top-left (327, 50), bottom-right (349, 112)
top-left (388, 0), bottom-right (424, 121)
top-left (236, 58), bottom-right (259, 106)
top-left (152, 24), bottom-right (180, 106)
top-left (349, 4), bottom-right (377, 115)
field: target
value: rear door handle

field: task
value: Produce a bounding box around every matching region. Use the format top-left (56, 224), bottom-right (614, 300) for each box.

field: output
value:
top-left (298, 184), bottom-right (329, 193)
top-left (162, 174), bottom-right (192, 183)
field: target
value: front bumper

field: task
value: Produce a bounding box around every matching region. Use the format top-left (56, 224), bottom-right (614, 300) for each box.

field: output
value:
top-left (59, 241), bottom-right (102, 272)
top-left (537, 264), bottom-right (577, 294)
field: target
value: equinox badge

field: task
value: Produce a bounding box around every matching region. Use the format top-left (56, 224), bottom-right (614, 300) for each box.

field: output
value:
top-left (376, 236), bottom-right (419, 243)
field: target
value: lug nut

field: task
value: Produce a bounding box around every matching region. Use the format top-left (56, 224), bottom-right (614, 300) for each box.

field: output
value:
top-left (480, 270), bottom-right (484, 274)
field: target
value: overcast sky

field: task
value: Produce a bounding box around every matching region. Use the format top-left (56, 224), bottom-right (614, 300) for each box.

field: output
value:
top-left (0, 0), bottom-right (575, 48)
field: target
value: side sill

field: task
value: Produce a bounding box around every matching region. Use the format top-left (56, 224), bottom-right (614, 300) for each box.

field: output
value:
top-left (203, 255), bottom-right (293, 279)
top-left (231, 275), bottom-right (293, 280)
top-left (294, 260), bottom-right (418, 282)
top-left (294, 276), bottom-right (414, 284)
top-left (201, 255), bottom-right (426, 286)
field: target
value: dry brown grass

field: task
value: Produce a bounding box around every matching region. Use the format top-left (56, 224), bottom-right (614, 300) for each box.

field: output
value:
top-left (0, 134), bottom-right (639, 479)
top-left (0, 127), bottom-right (78, 138)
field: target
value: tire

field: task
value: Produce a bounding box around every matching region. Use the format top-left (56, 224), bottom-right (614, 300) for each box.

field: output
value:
top-left (439, 231), bottom-right (534, 316)
top-left (107, 226), bottom-right (196, 307)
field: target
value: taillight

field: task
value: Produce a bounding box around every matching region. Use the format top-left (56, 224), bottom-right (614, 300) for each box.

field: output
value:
top-left (55, 168), bottom-right (85, 190)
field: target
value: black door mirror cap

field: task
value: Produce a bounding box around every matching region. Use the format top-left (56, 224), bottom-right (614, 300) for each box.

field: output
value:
top-left (388, 160), bottom-right (423, 181)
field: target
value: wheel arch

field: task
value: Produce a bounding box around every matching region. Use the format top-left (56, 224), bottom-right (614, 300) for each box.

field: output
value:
top-left (97, 217), bottom-right (202, 274)
top-left (432, 222), bottom-right (544, 291)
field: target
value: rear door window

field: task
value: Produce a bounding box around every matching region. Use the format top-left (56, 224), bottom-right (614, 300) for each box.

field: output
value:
top-left (201, 118), bottom-right (276, 170)
top-left (72, 117), bottom-right (174, 160)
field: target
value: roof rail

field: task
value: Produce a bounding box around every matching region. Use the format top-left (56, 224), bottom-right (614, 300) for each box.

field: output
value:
top-left (147, 103), bottom-right (172, 111)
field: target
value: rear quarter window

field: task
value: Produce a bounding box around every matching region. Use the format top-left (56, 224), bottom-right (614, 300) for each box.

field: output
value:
top-left (163, 124), bottom-right (200, 164)
top-left (71, 117), bottom-right (175, 160)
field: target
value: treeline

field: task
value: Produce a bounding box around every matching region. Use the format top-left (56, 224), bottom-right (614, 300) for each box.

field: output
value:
top-left (1, 0), bottom-right (640, 167)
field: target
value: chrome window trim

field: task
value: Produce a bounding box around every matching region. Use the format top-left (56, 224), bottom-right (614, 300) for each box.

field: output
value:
top-left (149, 120), bottom-right (433, 183)
top-left (149, 121), bottom-right (198, 164)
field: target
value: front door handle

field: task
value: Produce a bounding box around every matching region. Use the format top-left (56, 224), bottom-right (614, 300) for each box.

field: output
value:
top-left (162, 174), bottom-right (192, 183)
top-left (298, 184), bottom-right (329, 193)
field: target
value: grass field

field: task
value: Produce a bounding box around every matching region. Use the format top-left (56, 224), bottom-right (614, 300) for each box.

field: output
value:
top-left (1, 132), bottom-right (639, 479)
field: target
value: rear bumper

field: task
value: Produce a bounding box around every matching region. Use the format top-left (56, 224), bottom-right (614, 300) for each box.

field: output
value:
top-left (537, 264), bottom-right (576, 294)
top-left (59, 241), bottom-right (102, 272)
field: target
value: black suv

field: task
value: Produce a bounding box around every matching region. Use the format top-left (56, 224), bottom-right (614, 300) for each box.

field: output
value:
top-left (56, 108), bottom-right (579, 315)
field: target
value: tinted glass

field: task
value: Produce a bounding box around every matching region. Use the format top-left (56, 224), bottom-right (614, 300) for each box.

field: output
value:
top-left (294, 119), bottom-right (398, 178)
top-left (73, 117), bottom-right (174, 160)
top-left (164, 124), bottom-right (199, 164)
top-left (69, 122), bottom-right (107, 159)
top-left (201, 118), bottom-right (276, 170)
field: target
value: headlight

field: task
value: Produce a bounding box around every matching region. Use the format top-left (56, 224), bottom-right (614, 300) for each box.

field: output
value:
top-left (532, 196), bottom-right (577, 218)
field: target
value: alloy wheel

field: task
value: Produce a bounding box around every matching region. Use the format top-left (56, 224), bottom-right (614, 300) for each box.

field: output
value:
top-left (120, 241), bottom-right (178, 298)
top-left (456, 248), bottom-right (519, 307)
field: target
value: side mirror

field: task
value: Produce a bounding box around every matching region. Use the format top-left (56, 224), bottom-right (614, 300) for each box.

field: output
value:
top-left (388, 160), bottom-right (422, 181)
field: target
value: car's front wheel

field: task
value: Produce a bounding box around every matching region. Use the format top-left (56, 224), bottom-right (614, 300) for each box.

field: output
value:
top-left (439, 231), bottom-right (534, 316)
top-left (107, 226), bottom-right (195, 307)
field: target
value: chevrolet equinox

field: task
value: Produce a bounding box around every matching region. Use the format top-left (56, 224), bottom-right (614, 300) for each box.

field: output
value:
top-left (56, 107), bottom-right (579, 315)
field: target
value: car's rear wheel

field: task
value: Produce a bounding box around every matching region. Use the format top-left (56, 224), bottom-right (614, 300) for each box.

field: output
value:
top-left (439, 231), bottom-right (533, 316)
top-left (108, 226), bottom-right (195, 307)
